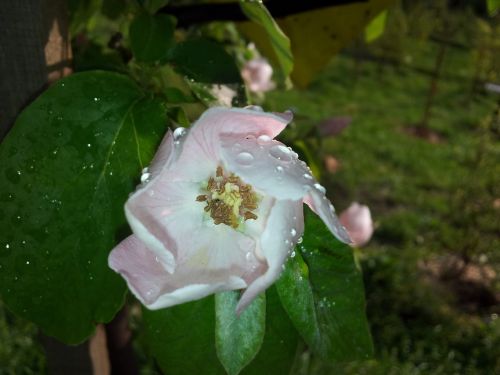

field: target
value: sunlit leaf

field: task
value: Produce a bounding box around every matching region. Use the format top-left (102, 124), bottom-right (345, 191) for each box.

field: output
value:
top-left (365, 9), bottom-right (388, 43)
top-left (0, 71), bottom-right (167, 343)
top-left (487, 0), bottom-right (500, 15)
top-left (239, 0), bottom-right (395, 87)
top-left (239, 1), bottom-right (293, 79)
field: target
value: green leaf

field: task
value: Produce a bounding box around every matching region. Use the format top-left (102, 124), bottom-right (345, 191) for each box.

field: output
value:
top-left (487, 0), bottom-right (500, 15)
top-left (215, 291), bottom-right (266, 375)
top-left (164, 87), bottom-right (198, 104)
top-left (0, 71), bottom-right (167, 344)
top-left (241, 287), bottom-right (299, 375)
top-left (143, 297), bottom-right (226, 375)
top-left (276, 208), bottom-right (373, 361)
top-left (168, 39), bottom-right (242, 84)
top-left (239, 1), bottom-right (293, 79)
top-left (365, 10), bottom-right (388, 43)
top-left (130, 13), bottom-right (176, 62)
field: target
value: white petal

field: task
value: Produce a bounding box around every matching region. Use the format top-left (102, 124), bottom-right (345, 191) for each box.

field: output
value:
top-left (236, 199), bottom-right (304, 313)
top-left (303, 189), bottom-right (352, 244)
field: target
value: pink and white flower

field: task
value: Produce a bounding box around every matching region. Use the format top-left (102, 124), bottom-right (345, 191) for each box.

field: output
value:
top-left (108, 107), bottom-right (350, 313)
top-left (241, 58), bottom-right (275, 93)
top-left (339, 203), bottom-right (374, 247)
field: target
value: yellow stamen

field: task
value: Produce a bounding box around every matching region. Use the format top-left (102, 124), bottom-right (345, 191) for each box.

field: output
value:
top-left (196, 165), bottom-right (259, 229)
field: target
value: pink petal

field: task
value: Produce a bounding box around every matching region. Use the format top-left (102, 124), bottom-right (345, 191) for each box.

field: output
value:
top-left (303, 189), bottom-right (352, 244)
top-left (179, 107), bottom-right (290, 164)
top-left (236, 199), bottom-right (304, 313)
top-left (148, 129), bottom-right (176, 179)
top-left (109, 231), bottom-right (264, 309)
top-left (220, 134), bottom-right (308, 200)
top-left (220, 134), bottom-right (350, 244)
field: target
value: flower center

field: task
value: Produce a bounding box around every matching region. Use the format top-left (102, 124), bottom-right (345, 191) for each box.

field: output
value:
top-left (196, 166), bottom-right (259, 228)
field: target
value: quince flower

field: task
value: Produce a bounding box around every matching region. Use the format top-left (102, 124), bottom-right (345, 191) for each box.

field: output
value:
top-left (109, 107), bottom-right (350, 312)
top-left (339, 202), bottom-right (374, 247)
top-left (241, 58), bottom-right (275, 93)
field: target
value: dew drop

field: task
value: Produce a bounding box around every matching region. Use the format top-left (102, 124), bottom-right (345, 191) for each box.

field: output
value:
top-left (291, 251), bottom-right (296, 258)
top-left (173, 127), bottom-right (187, 141)
top-left (269, 145), bottom-right (292, 162)
top-left (87, 143), bottom-right (91, 148)
top-left (244, 105), bottom-right (264, 112)
top-left (141, 173), bottom-right (150, 183)
top-left (275, 165), bottom-right (284, 173)
top-left (297, 237), bottom-right (303, 244)
top-left (93, 97), bottom-right (100, 102)
top-left (314, 183), bottom-right (326, 194)
top-left (26, 261), bottom-right (30, 265)
top-left (5, 244), bottom-right (10, 249)
top-left (303, 173), bottom-right (313, 180)
top-left (290, 228), bottom-right (297, 236)
top-left (257, 134), bottom-right (271, 143)
top-left (236, 151), bottom-right (254, 165)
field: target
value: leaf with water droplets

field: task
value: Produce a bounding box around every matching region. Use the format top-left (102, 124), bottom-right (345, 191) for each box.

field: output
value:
top-left (276, 207), bottom-right (373, 361)
top-left (0, 71), bottom-right (167, 343)
top-left (215, 291), bottom-right (265, 375)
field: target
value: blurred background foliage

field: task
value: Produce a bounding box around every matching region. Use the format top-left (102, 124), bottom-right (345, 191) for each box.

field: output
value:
top-left (1, 0), bottom-right (499, 374)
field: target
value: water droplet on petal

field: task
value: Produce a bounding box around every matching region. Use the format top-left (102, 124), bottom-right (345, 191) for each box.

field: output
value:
top-left (303, 173), bottom-right (313, 180)
top-left (173, 127), bottom-right (187, 141)
top-left (290, 228), bottom-right (297, 236)
top-left (141, 172), bottom-right (151, 183)
top-left (291, 251), bottom-right (296, 258)
top-left (244, 105), bottom-right (264, 112)
top-left (275, 165), bottom-right (284, 173)
top-left (269, 145), bottom-right (292, 162)
top-left (257, 134), bottom-right (271, 143)
top-left (236, 151), bottom-right (254, 165)
top-left (297, 237), bottom-right (303, 244)
top-left (314, 183), bottom-right (326, 194)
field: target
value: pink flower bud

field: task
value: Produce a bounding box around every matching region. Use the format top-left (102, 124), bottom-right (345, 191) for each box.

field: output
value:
top-left (241, 58), bottom-right (275, 93)
top-left (340, 202), bottom-right (374, 247)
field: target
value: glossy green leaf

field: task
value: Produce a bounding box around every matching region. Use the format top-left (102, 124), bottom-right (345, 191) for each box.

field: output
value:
top-left (0, 71), bottom-right (167, 344)
top-left (276, 208), bottom-right (373, 361)
top-left (365, 10), bottom-right (388, 43)
top-left (239, 1), bottom-right (293, 79)
top-left (241, 287), bottom-right (299, 375)
top-left (130, 13), bottom-right (176, 62)
top-left (215, 291), bottom-right (266, 375)
top-left (168, 39), bottom-right (242, 83)
top-left (143, 297), bottom-right (226, 375)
